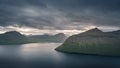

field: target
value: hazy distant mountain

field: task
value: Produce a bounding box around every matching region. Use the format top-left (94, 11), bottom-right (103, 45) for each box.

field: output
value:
top-left (28, 33), bottom-right (67, 43)
top-left (0, 31), bottom-right (67, 45)
top-left (55, 28), bottom-right (120, 56)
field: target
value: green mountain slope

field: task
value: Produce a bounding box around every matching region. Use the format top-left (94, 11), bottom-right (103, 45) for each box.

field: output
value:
top-left (55, 28), bottom-right (120, 56)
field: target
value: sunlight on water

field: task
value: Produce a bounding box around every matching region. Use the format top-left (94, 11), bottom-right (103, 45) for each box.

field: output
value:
top-left (19, 43), bottom-right (64, 60)
top-left (0, 43), bottom-right (119, 68)
top-left (21, 43), bottom-right (61, 53)
top-left (0, 43), bottom-right (62, 58)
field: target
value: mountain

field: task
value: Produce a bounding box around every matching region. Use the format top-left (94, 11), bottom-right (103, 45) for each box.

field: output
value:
top-left (1, 31), bottom-right (26, 38)
top-left (52, 33), bottom-right (67, 42)
top-left (0, 31), bottom-right (27, 45)
top-left (0, 31), bottom-right (67, 45)
top-left (28, 33), bottom-right (67, 43)
top-left (55, 28), bottom-right (120, 56)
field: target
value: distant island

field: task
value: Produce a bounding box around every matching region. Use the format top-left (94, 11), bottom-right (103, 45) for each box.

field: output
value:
top-left (0, 31), bottom-right (67, 45)
top-left (55, 28), bottom-right (120, 56)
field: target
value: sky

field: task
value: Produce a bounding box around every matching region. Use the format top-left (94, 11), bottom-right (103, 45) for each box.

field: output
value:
top-left (0, 0), bottom-right (120, 35)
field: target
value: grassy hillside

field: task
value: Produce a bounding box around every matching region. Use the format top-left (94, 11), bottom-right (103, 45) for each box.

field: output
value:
top-left (55, 28), bottom-right (120, 56)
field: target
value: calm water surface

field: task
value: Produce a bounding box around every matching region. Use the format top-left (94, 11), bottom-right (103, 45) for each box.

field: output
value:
top-left (0, 43), bottom-right (120, 68)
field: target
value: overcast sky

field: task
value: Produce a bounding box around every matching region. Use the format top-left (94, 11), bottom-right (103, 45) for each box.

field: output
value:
top-left (0, 0), bottom-right (120, 35)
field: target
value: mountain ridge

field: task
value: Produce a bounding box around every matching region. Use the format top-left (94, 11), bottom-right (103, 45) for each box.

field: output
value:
top-left (0, 31), bottom-right (67, 45)
top-left (55, 28), bottom-right (120, 56)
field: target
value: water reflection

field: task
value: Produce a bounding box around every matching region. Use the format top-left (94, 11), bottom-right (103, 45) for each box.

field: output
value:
top-left (0, 43), bottom-right (119, 68)
top-left (0, 45), bottom-right (22, 58)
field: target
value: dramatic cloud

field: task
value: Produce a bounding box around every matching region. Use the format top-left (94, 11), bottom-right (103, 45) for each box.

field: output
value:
top-left (0, 0), bottom-right (120, 35)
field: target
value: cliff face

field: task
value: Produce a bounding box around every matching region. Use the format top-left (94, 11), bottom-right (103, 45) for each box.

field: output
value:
top-left (55, 28), bottom-right (120, 56)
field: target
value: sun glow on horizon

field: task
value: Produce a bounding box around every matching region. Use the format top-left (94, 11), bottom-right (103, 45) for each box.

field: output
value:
top-left (0, 25), bottom-right (119, 36)
top-left (0, 26), bottom-right (83, 35)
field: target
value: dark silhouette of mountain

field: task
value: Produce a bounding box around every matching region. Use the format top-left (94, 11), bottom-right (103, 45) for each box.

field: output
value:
top-left (0, 31), bottom-right (67, 45)
top-left (1, 31), bottom-right (26, 39)
top-left (84, 28), bottom-right (102, 33)
top-left (0, 31), bottom-right (27, 45)
top-left (109, 30), bottom-right (120, 35)
top-left (55, 28), bottom-right (120, 56)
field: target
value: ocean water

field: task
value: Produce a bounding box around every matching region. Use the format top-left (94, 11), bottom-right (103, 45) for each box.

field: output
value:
top-left (0, 43), bottom-right (120, 68)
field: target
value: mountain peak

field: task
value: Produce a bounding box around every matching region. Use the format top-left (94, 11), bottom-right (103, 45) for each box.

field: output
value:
top-left (76, 28), bottom-right (103, 36)
top-left (86, 28), bottom-right (102, 33)
top-left (54, 33), bottom-right (66, 38)
top-left (3, 31), bottom-right (25, 38)
top-left (4, 31), bottom-right (21, 35)
top-left (92, 28), bottom-right (99, 30)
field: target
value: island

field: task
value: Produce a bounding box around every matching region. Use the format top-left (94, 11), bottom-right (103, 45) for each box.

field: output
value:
top-left (55, 28), bottom-right (120, 56)
top-left (0, 31), bottom-right (67, 45)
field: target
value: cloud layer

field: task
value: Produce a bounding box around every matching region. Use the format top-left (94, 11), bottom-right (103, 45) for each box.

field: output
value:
top-left (0, 0), bottom-right (120, 33)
